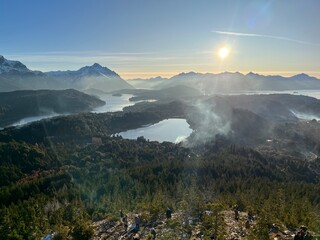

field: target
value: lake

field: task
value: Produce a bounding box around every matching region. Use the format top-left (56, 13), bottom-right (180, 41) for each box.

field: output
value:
top-left (117, 118), bottom-right (193, 143)
top-left (92, 94), bottom-right (136, 113)
top-left (5, 90), bottom-right (320, 128)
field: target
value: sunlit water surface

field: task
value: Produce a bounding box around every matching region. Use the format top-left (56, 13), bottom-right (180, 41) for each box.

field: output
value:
top-left (92, 94), bottom-right (136, 113)
top-left (117, 118), bottom-right (193, 143)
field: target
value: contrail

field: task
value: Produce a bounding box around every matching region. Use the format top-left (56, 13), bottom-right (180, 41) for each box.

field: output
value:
top-left (212, 30), bottom-right (319, 46)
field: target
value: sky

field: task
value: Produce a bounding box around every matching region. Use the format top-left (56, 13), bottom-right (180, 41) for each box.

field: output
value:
top-left (1, 0), bottom-right (319, 79)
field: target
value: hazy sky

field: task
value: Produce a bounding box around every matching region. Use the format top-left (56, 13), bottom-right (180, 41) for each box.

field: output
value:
top-left (1, 0), bottom-right (319, 79)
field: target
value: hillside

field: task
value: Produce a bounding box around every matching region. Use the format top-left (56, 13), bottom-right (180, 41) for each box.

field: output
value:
top-left (0, 94), bottom-right (320, 239)
top-left (0, 128), bottom-right (319, 239)
top-left (0, 89), bottom-right (105, 127)
top-left (90, 209), bottom-right (310, 239)
top-left (113, 85), bottom-right (203, 102)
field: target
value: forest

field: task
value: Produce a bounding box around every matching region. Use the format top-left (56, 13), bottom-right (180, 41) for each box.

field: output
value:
top-left (0, 97), bottom-right (319, 239)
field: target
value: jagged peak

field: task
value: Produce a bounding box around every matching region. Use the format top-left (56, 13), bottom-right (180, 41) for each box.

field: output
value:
top-left (91, 63), bottom-right (103, 68)
top-left (46, 63), bottom-right (121, 78)
top-left (81, 63), bottom-right (112, 71)
top-left (0, 55), bottom-right (30, 74)
top-left (0, 55), bottom-right (5, 64)
top-left (246, 71), bottom-right (260, 76)
top-left (152, 76), bottom-right (168, 80)
top-left (77, 63), bottom-right (119, 77)
top-left (174, 71), bottom-right (200, 78)
top-left (224, 71), bottom-right (243, 75)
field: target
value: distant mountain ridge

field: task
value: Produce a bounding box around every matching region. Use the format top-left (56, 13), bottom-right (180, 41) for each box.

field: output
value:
top-left (0, 55), bottom-right (31, 74)
top-left (0, 55), bottom-right (54, 92)
top-left (46, 63), bottom-right (120, 78)
top-left (46, 62), bottom-right (133, 91)
top-left (127, 76), bottom-right (168, 89)
top-left (1, 55), bottom-right (320, 93)
top-left (128, 71), bottom-right (320, 93)
top-left (0, 55), bottom-right (133, 92)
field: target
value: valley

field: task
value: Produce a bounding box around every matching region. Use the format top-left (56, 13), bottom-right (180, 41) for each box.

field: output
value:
top-left (0, 87), bottom-right (320, 239)
top-left (1, 55), bottom-right (320, 239)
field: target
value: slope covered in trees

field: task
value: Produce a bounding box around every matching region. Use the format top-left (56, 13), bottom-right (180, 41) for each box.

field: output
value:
top-left (0, 136), bottom-right (319, 239)
top-left (0, 89), bottom-right (105, 127)
top-left (0, 95), bottom-right (320, 239)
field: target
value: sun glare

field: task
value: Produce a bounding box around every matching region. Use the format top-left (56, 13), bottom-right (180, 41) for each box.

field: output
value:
top-left (218, 47), bottom-right (230, 59)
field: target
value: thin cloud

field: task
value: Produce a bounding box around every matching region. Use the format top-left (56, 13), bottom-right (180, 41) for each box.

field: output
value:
top-left (4, 52), bottom-right (167, 64)
top-left (212, 30), bottom-right (319, 46)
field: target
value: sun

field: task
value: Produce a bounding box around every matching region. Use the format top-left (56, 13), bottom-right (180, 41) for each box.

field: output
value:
top-left (218, 47), bottom-right (230, 59)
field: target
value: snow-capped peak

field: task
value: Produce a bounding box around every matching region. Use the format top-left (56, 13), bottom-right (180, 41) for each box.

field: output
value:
top-left (0, 55), bottom-right (31, 74)
top-left (46, 63), bottom-right (121, 78)
top-left (77, 63), bottom-right (119, 77)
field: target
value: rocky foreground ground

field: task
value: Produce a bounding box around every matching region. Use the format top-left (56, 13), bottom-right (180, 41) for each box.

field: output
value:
top-left (91, 210), bottom-right (300, 240)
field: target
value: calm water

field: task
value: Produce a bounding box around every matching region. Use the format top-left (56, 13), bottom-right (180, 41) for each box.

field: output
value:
top-left (92, 94), bottom-right (136, 113)
top-left (117, 118), bottom-right (193, 143)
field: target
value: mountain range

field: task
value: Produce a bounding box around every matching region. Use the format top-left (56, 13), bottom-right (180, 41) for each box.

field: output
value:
top-left (0, 55), bottom-right (53, 91)
top-left (46, 63), bottom-right (133, 91)
top-left (0, 55), bottom-right (133, 92)
top-left (1, 55), bottom-right (320, 93)
top-left (128, 71), bottom-right (320, 93)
